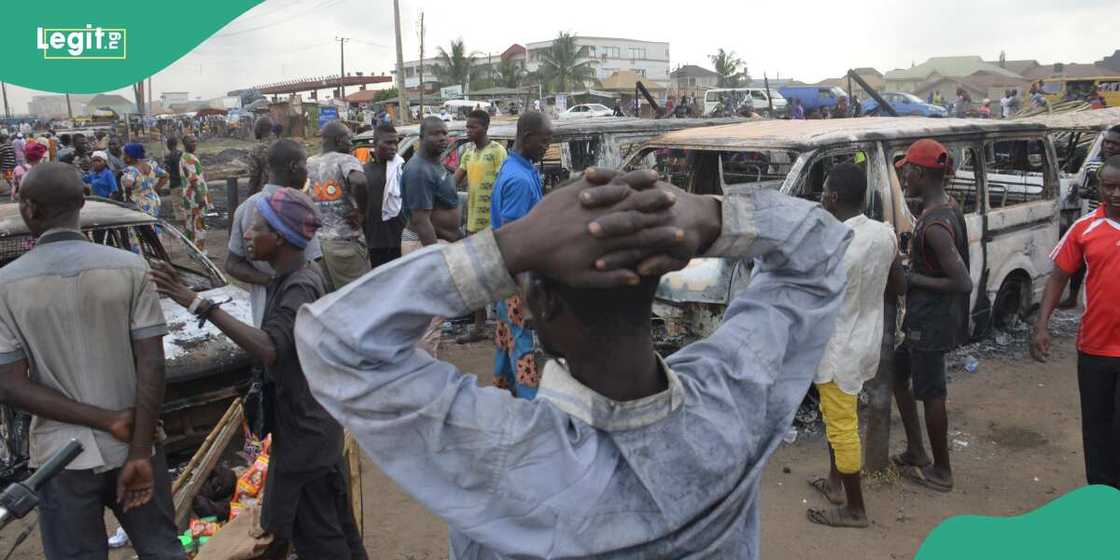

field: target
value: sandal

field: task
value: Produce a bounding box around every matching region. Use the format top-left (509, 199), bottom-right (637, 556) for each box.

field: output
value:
top-left (891, 451), bottom-right (931, 469)
top-left (806, 508), bottom-right (869, 528)
top-left (900, 464), bottom-right (953, 493)
top-left (808, 478), bottom-right (844, 505)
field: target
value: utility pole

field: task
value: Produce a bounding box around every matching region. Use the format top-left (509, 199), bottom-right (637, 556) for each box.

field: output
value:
top-left (66, 93), bottom-right (73, 119)
top-left (1, 82), bottom-right (9, 119)
top-left (417, 12), bottom-right (424, 116)
top-left (392, 0), bottom-right (409, 124)
top-left (335, 36), bottom-right (350, 100)
top-left (148, 76), bottom-right (153, 115)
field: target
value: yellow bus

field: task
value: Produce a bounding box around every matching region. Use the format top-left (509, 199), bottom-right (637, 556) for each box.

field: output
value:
top-left (1041, 76), bottom-right (1120, 107)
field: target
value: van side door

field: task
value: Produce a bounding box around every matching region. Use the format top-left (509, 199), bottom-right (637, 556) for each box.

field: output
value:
top-left (979, 134), bottom-right (1059, 325)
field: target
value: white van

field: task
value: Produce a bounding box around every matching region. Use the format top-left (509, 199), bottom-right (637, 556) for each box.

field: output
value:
top-left (442, 99), bottom-right (492, 120)
top-left (703, 88), bottom-right (787, 118)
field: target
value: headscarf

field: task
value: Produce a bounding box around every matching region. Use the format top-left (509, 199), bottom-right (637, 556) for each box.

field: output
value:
top-left (90, 150), bottom-right (108, 162)
top-left (123, 143), bottom-right (145, 160)
top-left (254, 187), bottom-right (320, 249)
top-left (23, 142), bottom-right (47, 163)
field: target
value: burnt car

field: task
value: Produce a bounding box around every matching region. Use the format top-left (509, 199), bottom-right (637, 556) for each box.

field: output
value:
top-left (0, 199), bottom-right (253, 478)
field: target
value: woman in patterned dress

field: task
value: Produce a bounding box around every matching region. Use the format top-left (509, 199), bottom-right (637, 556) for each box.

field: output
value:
top-left (120, 143), bottom-right (168, 219)
top-left (494, 294), bottom-right (541, 399)
top-left (179, 135), bottom-right (212, 254)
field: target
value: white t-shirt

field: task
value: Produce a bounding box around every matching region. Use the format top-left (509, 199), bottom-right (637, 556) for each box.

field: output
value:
top-left (1000, 96), bottom-right (1012, 118)
top-left (814, 215), bottom-right (897, 394)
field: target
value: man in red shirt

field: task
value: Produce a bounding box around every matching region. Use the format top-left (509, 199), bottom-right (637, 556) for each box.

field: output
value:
top-left (1033, 155), bottom-right (1120, 488)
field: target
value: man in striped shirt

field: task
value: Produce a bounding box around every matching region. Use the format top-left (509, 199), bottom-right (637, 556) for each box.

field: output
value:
top-left (0, 134), bottom-right (17, 188)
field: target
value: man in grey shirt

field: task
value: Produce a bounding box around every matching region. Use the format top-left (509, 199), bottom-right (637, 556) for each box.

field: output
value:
top-left (226, 144), bottom-right (322, 327)
top-left (0, 163), bottom-right (183, 559)
top-left (295, 169), bottom-right (850, 558)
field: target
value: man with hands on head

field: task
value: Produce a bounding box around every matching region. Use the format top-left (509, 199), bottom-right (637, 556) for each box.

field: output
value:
top-left (0, 163), bottom-right (183, 559)
top-left (295, 167), bottom-right (851, 558)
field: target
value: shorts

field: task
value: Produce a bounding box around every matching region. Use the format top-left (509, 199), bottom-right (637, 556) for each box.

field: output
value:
top-left (894, 343), bottom-right (947, 401)
top-left (816, 382), bottom-right (861, 474)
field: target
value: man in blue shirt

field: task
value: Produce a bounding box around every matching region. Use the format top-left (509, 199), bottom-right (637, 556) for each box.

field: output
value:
top-left (488, 112), bottom-right (553, 398)
top-left (490, 112), bottom-right (551, 229)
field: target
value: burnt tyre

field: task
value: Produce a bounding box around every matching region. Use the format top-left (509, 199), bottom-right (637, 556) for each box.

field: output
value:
top-left (991, 277), bottom-right (1026, 331)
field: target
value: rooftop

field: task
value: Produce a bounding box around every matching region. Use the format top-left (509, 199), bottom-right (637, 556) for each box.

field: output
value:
top-left (671, 65), bottom-right (719, 79)
top-left (645, 117), bottom-right (1047, 150)
top-left (885, 56), bottom-right (1021, 81)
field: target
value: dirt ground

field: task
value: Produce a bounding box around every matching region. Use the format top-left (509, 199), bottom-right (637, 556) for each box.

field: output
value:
top-left (0, 194), bottom-right (1092, 559)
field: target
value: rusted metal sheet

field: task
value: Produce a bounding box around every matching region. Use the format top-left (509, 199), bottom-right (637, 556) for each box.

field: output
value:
top-left (1016, 107), bottom-right (1120, 130)
top-left (162, 284), bottom-right (254, 383)
top-left (645, 117), bottom-right (1047, 151)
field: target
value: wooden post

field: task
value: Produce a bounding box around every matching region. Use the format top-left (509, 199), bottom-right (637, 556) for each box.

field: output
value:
top-left (226, 177), bottom-right (240, 215)
top-left (863, 299), bottom-right (897, 473)
top-left (344, 432), bottom-right (364, 537)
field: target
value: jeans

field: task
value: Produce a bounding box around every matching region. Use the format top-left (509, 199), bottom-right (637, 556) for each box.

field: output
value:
top-left (1077, 352), bottom-right (1120, 487)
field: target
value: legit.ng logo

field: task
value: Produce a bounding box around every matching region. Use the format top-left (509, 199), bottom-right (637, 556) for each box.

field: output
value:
top-left (36, 25), bottom-right (126, 60)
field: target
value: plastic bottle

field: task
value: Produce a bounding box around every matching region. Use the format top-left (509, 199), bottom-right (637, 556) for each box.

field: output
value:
top-left (963, 355), bottom-right (978, 373)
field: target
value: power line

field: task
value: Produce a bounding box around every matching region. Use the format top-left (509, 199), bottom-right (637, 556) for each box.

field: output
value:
top-left (210, 0), bottom-right (347, 39)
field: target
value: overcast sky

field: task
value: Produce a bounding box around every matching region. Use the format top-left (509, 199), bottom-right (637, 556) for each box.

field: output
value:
top-left (4, 0), bottom-right (1116, 113)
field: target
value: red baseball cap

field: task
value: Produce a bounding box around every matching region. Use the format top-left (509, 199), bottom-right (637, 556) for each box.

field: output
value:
top-left (895, 139), bottom-right (951, 170)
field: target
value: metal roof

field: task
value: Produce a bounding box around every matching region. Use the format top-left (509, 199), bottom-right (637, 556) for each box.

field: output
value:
top-left (644, 117), bottom-right (1048, 151)
top-left (0, 198), bottom-right (156, 238)
top-left (1016, 107), bottom-right (1120, 130)
top-left (884, 56), bottom-right (1022, 81)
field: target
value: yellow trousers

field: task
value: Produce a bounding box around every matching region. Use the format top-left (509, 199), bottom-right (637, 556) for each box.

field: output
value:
top-left (816, 382), bottom-right (861, 474)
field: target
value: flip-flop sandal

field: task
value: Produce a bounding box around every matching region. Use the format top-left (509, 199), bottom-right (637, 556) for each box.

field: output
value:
top-left (806, 508), bottom-right (870, 528)
top-left (891, 451), bottom-right (931, 468)
top-left (900, 464), bottom-right (953, 493)
top-left (808, 478), bottom-right (845, 505)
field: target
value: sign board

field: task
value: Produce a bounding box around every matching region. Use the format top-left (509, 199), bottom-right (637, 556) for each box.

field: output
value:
top-left (405, 77), bottom-right (420, 88)
top-left (555, 94), bottom-right (568, 112)
top-left (441, 85), bottom-right (463, 99)
top-left (318, 106), bottom-right (339, 128)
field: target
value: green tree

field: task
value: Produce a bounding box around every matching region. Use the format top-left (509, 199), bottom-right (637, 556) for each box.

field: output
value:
top-left (536, 32), bottom-right (597, 93)
top-left (433, 39), bottom-right (478, 93)
top-left (709, 49), bottom-right (746, 88)
top-left (373, 87), bottom-right (399, 103)
top-left (494, 58), bottom-right (526, 89)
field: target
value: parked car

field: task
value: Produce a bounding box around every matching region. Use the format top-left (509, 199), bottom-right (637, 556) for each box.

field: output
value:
top-left (558, 104), bottom-right (615, 120)
top-left (702, 88), bottom-right (788, 118)
top-left (861, 92), bottom-right (949, 117)
top-left (624, 117), bottom-right (1061, 339)
top-left (777, 86), bottom-right (849, 113)
top-left (0, 199), bottom-right (253, 480)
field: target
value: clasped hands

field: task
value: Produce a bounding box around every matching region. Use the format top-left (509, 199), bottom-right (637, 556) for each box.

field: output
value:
top-left (494, 168), bottom-right (722, 288)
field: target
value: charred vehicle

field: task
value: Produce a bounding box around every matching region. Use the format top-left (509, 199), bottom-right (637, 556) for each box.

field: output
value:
top-left (0, 199), bottom-right (253, 479)
top-left (624, 117), bottom-right (1062, 339)
top-left (1017, 107), bottom-right (1120, 218)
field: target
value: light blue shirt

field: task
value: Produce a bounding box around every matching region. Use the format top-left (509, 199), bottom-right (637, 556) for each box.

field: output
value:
top-left (490, 151), bottom-right (542, 229)
top-left (295, 187), bottom-right (851, 559)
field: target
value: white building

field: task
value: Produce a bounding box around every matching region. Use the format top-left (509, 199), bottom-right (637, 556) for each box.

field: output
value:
top-left (518, 36), bottom-right (670, 84)
top-left (161, 91), bottom-right (189, 105)
top-left (27, 95), bottom-right (93, 119)
top-left (395, 36), bottom-right (670, 92)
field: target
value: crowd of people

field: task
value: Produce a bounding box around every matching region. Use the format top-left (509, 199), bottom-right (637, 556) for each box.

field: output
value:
top-left (0, 128), bottom-right (213, 255)
top-left (0, 106), bottom-right (1118, 559)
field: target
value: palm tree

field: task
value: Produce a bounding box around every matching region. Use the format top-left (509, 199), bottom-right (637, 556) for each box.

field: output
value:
top-left (494, 58), bottom-right (526, 89)
top-left (536, 32), bottom-right (597, 92)
top-left (709, 49), bottom-right (746, 88)
top-left (433, 39), bottom-right (478, 93)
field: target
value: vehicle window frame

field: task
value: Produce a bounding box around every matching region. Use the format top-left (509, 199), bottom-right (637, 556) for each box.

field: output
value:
top-left (980, 134), bottom-right (1058, 210)
top-left (885, 137), bottom-right (986, 216)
